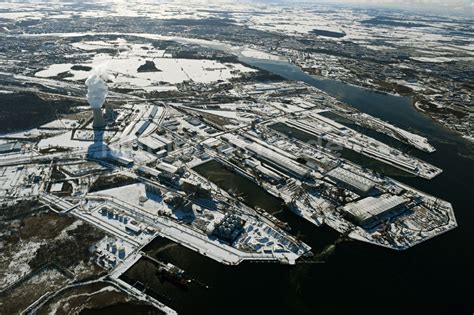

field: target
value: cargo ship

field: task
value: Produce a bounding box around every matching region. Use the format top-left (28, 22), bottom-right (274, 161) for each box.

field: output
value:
top-left (157, 262), bottom-right (191, 289)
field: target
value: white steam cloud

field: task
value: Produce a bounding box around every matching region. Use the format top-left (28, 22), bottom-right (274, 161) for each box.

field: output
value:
top-left (85, 72), bottom-right (109, 109)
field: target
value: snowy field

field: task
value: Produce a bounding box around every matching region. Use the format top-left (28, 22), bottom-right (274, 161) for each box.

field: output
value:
top-left (35, 39), bottom-right (257, 91)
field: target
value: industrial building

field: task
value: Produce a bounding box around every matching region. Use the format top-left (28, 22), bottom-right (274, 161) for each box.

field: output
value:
top-left (138, 135), bottom-right (167, 153)
top-left (0, 141), bottom-right (22, 154)
top-left (362, 147), bottom-right (418, 172)
top-left (137, 165), bottom-right (161, 178)
top-left (155, 162), bottom-right (181, 184)
top-left (145, 182), bottom-right (162, 196)
top-left (201, 137), bottom-right (221, 149)
top-left (326, 167), bottom-right (377, 196)
top-left (138, 134), bottom-right (174, 154)
top-left (221, 134), bottom-right (310, 180)
top-left (154, 135), bottom-right (173, 151)
top-left (135, 120), bottom-right (151, 136)
top-left (157, 162), bottom-right (178, 175)
top-left (104, 151), bottom-right (134, 167)
top-left (255, 164), bottom-right (284, 184)
top-left (341, 194), bottom-right (408, 228)
top-left (61, 162), bottom-right (108, 177)
top-left (180, 178), bottom-right (212, 198)
top-left (246, 142), bottom-right (310, 179)
top-left (125, 223), bottom-right (142, 235)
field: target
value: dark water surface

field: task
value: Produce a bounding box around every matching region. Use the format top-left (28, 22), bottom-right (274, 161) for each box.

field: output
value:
top-left (81, 303), bottom-right (163, 315)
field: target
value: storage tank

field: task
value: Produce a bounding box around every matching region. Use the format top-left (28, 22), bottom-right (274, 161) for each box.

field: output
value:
top-left (118, 246), bottom-right (126, 259)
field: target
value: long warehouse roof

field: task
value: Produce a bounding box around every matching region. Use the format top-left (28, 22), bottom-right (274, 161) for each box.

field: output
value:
top-left (342, 194), bottom-right (407, 222)
top-left (327, 167), bottom-right (375, 193)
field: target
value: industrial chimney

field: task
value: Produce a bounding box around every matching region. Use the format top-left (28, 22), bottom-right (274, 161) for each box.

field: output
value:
top-left (86, 73), bottom-right (108, 130)
top-left (92, 108), bottom-right (106, 129)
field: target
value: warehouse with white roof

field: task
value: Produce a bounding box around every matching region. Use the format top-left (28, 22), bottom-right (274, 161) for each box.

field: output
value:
top-left (341, 194), bottom-right (408, 228)
top-left (138, 135), bottom-right (168, 153)
top-left (326, 167), bottom-right (377, 196)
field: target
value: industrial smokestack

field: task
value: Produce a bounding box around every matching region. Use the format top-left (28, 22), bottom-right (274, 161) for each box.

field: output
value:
top-left (86, 73), bottom-right (108, 129)
top-left (92, 108), bottom-right (106, 129)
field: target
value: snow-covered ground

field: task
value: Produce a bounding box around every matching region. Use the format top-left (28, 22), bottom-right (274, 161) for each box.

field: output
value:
top-left (35, 39), bottom-right (257, 91)
top-left (37, 131), bottom-right (94, 150)
top-left (1, 241), bottom-right (44, 290)
top-left (91, 183), bottom-right (173, 217)
top-left (0, 165), bottom-right (44, 199)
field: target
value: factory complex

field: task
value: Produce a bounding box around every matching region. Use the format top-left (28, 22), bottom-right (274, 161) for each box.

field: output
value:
top-left (0, 34), bottom-right (457, 315)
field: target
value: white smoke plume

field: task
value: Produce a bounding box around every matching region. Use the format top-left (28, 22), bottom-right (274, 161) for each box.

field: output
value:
top-left (85, 72), bottom-right (109, 109)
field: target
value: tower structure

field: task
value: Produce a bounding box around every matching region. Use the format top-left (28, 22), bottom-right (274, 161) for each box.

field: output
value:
top-left (93, 108), bottom-right (106, 129)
